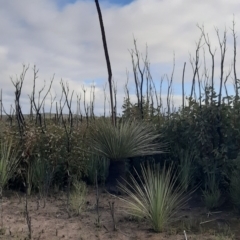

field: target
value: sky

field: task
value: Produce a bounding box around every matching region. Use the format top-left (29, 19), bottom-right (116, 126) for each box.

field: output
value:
top-left (0, 0), bottom-right (240, 116)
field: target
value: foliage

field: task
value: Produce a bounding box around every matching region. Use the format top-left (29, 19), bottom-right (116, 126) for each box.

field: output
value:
top-left (229, 158), bottom-right (240, 212)
top-left (32, 156), bottom-right (54, 196)
top-left (176, 146), bottom-right (198, 192)
top-left (118, 163), bottom-right (189, 232)
top-left (122, 97), bottom-right (157, 121)
top-left (86, 152), bottom-right (109, 185)
top-left (19, 122), bottom-right (90, 191)
top-left (89, 118), bottom-right (164, 161)
top-left (0, 134), bottom-right (20, 193)
top-left (202, 172), bottom-right (223, 210)
top-left (69, 179), bottom-right (87, 215)
top-left (1, 24), bottom-right (240, 212)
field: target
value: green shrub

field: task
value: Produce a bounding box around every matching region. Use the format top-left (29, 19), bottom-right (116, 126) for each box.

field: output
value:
top-left (118, 163), bottom-right (189, 232)
top-left (32, 156), bottom-right (54, 196)
top-left (0, 135), bottom-right (20, 194)
top-left (86, 152), bottom-right (109, 185)
top-left (69, 179), bottom-right (87, 215)
top-left (229, 159), bottom-right (240, 211)
top-left (177, 146), bottom-right (197, 192)
top-left (202, 172), bottom-right (223, 210)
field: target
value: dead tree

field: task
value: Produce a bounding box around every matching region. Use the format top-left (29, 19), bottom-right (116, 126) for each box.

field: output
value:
top-left (231, 18), bottom-right (239, 100)
top-left (216, 27), bottom-right (227, 106)
top-left (0, 89), bottom-right (2, 120)
top-left (182, 62), bottom-right (186, 109)
top-left (189, 34), bottom-right (203, 100)
top-left (60, 81), bottom-right (74, 214)
top-left (11, 65), bottom-right (29, 138)
top-left (198, 25), bottom-right (217, 105)
top-left (29, 66), bottom-right (54, 130)
top-left (95, 0), bottom-right (115, 125)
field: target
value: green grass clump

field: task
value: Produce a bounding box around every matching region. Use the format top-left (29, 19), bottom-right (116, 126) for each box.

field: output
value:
top-left (0, 136), bottom-right (20, 194)
top-left (69, 180), bottom-right (87, 215)
top-left (202, 172), bottom-right (223, 210)
top-left (118, 163), bottom-right (189, 232)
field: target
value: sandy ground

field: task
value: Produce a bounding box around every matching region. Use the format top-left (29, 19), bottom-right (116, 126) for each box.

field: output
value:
top-left (0, 187), bottom-right (239, 240)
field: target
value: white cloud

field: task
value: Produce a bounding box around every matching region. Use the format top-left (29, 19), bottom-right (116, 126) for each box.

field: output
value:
top-left (0, 0), bottom-right (240, 115)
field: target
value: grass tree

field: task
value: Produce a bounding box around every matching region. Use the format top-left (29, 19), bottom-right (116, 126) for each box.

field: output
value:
top-left (0, 134), bottom-right (21, 229)
top-left (118, 163), bottom-right (189, 232)
top-left (89, 118), bottom-right (164, 194)
top-left (0, 136), bottom-right (20, 196)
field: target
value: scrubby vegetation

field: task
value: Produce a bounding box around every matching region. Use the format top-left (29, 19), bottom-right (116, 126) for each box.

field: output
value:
top-left (0, 21), bottom-right (240, 239)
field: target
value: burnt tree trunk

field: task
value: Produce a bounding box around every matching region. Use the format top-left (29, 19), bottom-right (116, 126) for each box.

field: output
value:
top-left (95, 0), bottom-right (115, 126)
top-left (105, 160), bottom-right (127, 195)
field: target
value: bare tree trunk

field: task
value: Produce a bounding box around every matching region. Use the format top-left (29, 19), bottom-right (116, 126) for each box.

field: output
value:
top-left (167, 54), bottom-right (175, 117)
top-left (224, 67), bottom-right (232, 105)
top-left (134, 39), bottom-right (147, 120)
top-left (182, 62), bottom-right (186, 109)
top-left (106, 160), bottom-right (126, 195)
top-left (11, 65), bottom-right (29, 139)
top-left (130, 50), bottom-right (140, 112)
top-left (95, 0), bottom-right (115, 125)
top-left (216, 27), bottom-right (227, 106)
top-left (189, 35), bottom-right (202, 100)
top-left (198, 25), bottom-right (216, 105)
top-left (231, 18), bottom-right (238, 100)
top-left (0, 89), bottom-right (2, 120)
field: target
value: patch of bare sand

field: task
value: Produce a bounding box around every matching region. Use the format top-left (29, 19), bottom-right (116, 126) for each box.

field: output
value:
top-left (0, 187), bottom-right (239, 239)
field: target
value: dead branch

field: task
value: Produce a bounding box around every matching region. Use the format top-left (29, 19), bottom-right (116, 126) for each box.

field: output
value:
top-left (198, 24), bottom-right (217, 104)
top-left (215, 27), bottom-right (227, 106)
top-left (11, 64), bottom-right (29, 138)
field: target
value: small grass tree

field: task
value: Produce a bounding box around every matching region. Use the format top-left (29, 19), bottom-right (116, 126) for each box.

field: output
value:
top-left (0, 135), bottom-right (21, 196)
top-left (89, 118), bottom-right (165, 194)
top-left (0, 134), bottom-right (20, 229)
top-left (118, 163), bottom-right (189, 232)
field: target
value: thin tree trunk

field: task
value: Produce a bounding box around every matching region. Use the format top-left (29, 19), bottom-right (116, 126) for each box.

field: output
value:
top-left (95, 0), bottom-right (115, 125)
top-left (105, 160), bottom-right (126, 195)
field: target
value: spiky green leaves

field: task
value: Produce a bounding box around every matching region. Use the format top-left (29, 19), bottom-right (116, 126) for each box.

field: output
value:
top-left (0, 136), bottom-right (20, 192)
top-left (118, 164), bottom-right (189, 232)
top-left (89, 119), bottom-right (164, 161)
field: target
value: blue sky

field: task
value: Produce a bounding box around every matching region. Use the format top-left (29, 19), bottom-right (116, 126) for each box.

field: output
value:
top-left (0, 0), bottom-right (240, 115)
top-left (57, 0), bottom-right (134, 9)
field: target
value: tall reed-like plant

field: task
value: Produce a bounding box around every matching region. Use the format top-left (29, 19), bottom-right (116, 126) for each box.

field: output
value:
top-left (202, 172), bottom-right (223, 210)
top-left (229, 159), bottom-right (240, 212)
top-left (230, 170), bottom-right (240, 212)
top-left (86, 152), bottom-right (109, 185)
top-left (118, 163), bottom-right (189, 232)
top-left (69, 179), bottom-right (87, 216)
top-left (178, 146), bottom-right (197, 192)
top-left (32, 157), bottom-right (54, 207)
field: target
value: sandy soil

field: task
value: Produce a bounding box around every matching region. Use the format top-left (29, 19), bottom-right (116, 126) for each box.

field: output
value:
top-left (0, 187), bottom-right (239, 240)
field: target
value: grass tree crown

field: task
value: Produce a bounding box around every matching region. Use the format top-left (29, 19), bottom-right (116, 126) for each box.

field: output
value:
top-left (89, 118), bottom-right (165, 161)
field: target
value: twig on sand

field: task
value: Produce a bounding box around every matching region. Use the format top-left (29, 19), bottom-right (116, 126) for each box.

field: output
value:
top-left (184, 230), bottom-right (188, 240)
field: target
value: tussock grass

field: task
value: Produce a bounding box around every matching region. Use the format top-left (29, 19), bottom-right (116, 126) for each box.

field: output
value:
top-left (118, 163), bottom-right (189, 232)
top-left (69, 180), bottom-right (87, 215)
